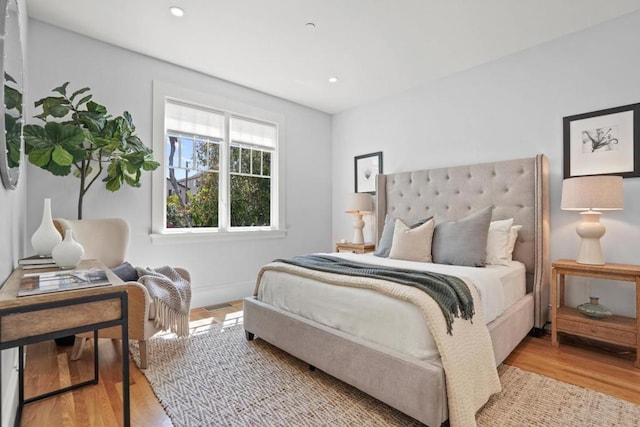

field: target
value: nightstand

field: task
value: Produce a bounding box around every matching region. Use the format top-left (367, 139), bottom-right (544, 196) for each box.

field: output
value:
top-left (335, 242), bottom-right (375, 254)
top-left (551, 259), bottom-right (640, 368)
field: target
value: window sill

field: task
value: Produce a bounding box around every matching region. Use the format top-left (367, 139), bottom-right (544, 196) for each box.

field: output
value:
top-left (150, 229), bottom-right (287, 245)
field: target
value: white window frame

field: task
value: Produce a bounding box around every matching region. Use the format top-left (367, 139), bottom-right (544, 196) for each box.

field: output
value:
top-left (151, 81), bottom-right (286, 243)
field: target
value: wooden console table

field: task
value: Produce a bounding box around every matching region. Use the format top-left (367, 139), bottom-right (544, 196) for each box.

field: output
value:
top-left (551, 259), bottom-right (640, 368)
top-left (0, 259), bottom-right (130, 427)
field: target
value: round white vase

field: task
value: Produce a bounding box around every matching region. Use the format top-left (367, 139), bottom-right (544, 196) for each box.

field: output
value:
top-left (31, 198), bottom-right (62, 256)
top-left (52, 230), bottom-right (84, 269)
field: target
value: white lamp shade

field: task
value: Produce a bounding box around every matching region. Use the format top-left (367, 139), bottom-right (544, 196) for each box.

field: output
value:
top-left (561, 175), bottom-right (623, 211)
top-left (346, 193), bottom-right (372, 213)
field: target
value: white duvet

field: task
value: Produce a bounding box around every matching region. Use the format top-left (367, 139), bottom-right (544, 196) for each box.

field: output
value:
top-left (257, 252), bottom-right (526, 361)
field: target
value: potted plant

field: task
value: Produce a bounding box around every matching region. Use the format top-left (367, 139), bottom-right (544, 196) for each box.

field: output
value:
top-left (23, 82), bottom-right (159, 219)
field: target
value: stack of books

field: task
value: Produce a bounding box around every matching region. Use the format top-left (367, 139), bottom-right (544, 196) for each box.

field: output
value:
top-left (19, 268), bottom-right (112, 297)
top-left (18, 255), bottom-right (57, 270)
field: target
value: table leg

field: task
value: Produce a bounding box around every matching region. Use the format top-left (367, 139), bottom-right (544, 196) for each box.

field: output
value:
top-left (551, 268), bottom-right (558, 347)
top-left (122, 295), bottom-right (130, 427)
top-left (636, 278), bottom-right (639, 368)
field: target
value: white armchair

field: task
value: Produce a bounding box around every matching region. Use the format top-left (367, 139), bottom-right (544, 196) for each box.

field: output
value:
top-left (53, 218), bottom-right (190, 369)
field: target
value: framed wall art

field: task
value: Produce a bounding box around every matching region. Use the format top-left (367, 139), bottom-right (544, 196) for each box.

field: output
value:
top-left (354, 151), bottom-right (382, 194)
top-left (563, 102), bottom-right (640, 178)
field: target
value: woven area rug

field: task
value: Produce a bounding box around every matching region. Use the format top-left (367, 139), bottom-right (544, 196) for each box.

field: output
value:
top-left (130, 322), bottom-right (640, 426)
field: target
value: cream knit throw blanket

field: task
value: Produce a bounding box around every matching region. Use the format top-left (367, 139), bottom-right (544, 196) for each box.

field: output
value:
top-left (136, 266), bottom-right (191, 338)
top-left (256, 262), bottom-right (501, 427)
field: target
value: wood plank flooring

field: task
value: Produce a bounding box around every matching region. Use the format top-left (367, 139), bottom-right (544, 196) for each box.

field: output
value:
top-left (20, 300), bottom-right (639, 426)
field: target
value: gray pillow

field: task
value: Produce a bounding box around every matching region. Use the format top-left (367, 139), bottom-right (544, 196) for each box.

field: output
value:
top-left (111, 261), bottom-right (139, 282)
top-left (432, 206), bottom-right (493, 267)
top-left (374, 215), bottom-right (431, 258)
top-left (374, 215), bottom-right (395, 257)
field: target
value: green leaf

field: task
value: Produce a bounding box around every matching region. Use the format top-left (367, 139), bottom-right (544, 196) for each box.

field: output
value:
top-left (75, 94), bottom-right (92, 108)
top-left (52, 82), bottom-right (70, 96)
top-left (69, 87), bottom-right (90, 102)
top-left (38, 97), bottom-right (71, 119)
top-left (4, 85), bottom-right (22, 113)
top-left (142, 157), bottom-right (160, 171)
top-left (105, 177), bottom-right (121, 191)
top-left (51, 145), bottom-right (74, 166)
top-left (27, 148), bottom-right (53, 167)
top-left (46, 161), bottom-right (72, 176)
top-left (23, 124), bottom-right (49, 150)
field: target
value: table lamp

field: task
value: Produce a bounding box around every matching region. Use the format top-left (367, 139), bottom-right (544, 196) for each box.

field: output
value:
top-left (561, 175), bottom-right (623, 265)
top-left (346, 193), bottom-right (372, 244)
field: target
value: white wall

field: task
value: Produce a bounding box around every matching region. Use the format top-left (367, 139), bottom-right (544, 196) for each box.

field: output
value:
top-left (26, 20), bottom-right (333, 308)
top-left (1, 1), bottom-right (27, 424)
top-left (333, 10), bottom-right (640, 318)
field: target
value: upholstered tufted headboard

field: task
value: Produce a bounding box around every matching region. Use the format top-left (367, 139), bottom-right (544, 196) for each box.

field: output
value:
top-left (375, 154), bottom-right (550, 329)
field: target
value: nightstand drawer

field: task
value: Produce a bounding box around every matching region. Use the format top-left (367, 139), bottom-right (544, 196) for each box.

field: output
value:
top-left (556, 317), bottom-right (636, 347)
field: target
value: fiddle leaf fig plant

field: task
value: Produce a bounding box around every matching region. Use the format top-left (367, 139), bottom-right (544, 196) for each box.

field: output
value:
top-left (24, 82), bottom-right (160, 219)
top-left (4, 72), bottom-right (22, 168)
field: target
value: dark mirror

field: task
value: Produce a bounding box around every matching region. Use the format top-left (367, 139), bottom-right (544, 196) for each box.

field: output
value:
top-left (0, 0), bottom-right (23, 190)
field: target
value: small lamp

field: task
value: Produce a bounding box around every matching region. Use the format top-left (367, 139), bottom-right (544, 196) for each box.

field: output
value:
top-left (346, 193), bottom-right (372, 244)
top-left (561, 175), bottom-right (623, 265)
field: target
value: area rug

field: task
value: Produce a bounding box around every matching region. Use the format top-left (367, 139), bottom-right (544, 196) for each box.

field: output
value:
top-left (129, 322), bottom-right (640, 426)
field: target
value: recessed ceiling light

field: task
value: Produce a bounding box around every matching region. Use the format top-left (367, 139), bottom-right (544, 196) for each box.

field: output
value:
top-left (169, 6), bottom-right (185, 17)
top-left (328, 77), bottom-right (339, 83)
top-left (305, 22), bottom-right (316, 29)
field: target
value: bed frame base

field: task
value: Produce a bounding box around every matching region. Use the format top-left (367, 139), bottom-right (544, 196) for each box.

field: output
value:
top-left (244, 296), bottom-right (449, 427)
top-left (244, 294), bottom-right (535, 426)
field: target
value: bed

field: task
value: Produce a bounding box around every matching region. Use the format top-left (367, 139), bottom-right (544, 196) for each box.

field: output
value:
top-left (243, 154), bottom-right (550, 426)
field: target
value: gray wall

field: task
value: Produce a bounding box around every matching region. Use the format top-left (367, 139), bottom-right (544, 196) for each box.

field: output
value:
top-left (27, 20), bottom-right (333, 308)
top-left (332, 10), bottom-right (640, 318)
top-left (1, 1), bottom-right (27, 424)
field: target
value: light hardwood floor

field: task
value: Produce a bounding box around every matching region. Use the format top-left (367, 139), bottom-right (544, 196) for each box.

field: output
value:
top-left (20, 300), bottom-right (640, 426)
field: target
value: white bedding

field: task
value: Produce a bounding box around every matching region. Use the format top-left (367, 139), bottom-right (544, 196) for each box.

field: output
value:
top-left (257, 252), bottom-right (526, 361)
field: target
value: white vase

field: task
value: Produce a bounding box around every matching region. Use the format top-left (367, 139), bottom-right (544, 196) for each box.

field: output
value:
top-left (52, 230), bottom-right (84, 269)
top-left (31, 198), bottom-right (62, 256)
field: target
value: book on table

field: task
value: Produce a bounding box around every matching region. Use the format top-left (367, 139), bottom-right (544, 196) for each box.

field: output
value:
top-left (18, 254), bottom-right (55, 265)
top-left (18, 268), bottom-right (112, 297)
top-left (21, 263), bottom-right (58, 270)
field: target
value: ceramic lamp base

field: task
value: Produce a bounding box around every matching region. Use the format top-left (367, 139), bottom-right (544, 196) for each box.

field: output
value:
top-left (351, 213), bottom-right (365, 244)
top-left (575, 211), bottom-right (605, 265)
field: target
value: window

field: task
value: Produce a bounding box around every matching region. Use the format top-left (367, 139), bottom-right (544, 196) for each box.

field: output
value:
top-left (151, 82), bottom-right (285, 241)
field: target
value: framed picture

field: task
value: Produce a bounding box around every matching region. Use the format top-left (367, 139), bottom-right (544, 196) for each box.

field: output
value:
top-left (563, 103), bottom-right (640, 178)
top-left (354, 151), bottom-right (383, 194)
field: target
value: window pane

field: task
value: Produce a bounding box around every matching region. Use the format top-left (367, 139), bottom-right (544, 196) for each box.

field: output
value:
top-left (240, 148), bottom-right (251, 174)
top-left (209, 142), bottom-right (220, 171)
top-left (252, 150), bottom-right (261, 176)
top-left (166, 170), bottom-right (219, 228)
top-left (230, 146), bottom-right (240, 173)
top-left (230, 175), bottom-right (270, 227)
top-left (179, 137), bottom-right (195, 169)
top-left (166, 135), bottom-right (180, 168)
top-left (263, 151), bottom-right (271, 176)
top-left (189, 171), bottom-right (219, 227)
top-left (194, 138), bottom-right (208, 171)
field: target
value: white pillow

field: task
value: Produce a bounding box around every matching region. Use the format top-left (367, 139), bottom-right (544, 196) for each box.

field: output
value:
top-left (507, 225), bottom-right (523, 261)
top-left (486, 218), bottom-right (514, 266)
top-left (389, 218), bottom-right (435, 262)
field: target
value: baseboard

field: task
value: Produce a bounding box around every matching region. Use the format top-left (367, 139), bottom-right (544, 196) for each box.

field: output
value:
top-left (191, 280), bottom-right (254, 309)
top-left (1, 349), bottom-right (19, 427)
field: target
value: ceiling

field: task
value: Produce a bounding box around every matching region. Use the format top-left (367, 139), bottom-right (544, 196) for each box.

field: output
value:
top-left (26, 0), bottom-right (640, 114)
